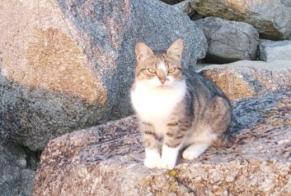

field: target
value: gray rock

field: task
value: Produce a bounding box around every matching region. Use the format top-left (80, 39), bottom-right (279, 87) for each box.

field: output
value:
top-left (0, 0), bottom-right (207, 151)
top-left (159, 0), bottom-right (184, 5)
top-left (199, 60), bottom-right (291, 100)
top-left (260, 40), bottom-right (291, 61)
top-left (0, 142), bottom-right (36, 196)
top-left (174, 0), bottom-right (194, 14)
top-left (196, 17), bottom-right (259, 62)
top-left (189, 0), bottom-right (291, 39)
top-left (33, 90), bottom-right (291, 195)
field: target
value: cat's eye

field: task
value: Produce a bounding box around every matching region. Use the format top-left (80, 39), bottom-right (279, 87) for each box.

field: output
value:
top-left (147, 68), bottom-right (156, 74)
top-left (168, 66), bottom-right (178, 73)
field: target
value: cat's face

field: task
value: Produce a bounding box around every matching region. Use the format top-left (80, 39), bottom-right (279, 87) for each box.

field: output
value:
top-left (134, 39), bottom-right (184, 88)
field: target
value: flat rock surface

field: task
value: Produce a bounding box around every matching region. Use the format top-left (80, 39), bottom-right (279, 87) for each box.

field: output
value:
top-left (33, 90), bottom-right (291, 196)
top-left (200, 60), bottom-right (291, 100)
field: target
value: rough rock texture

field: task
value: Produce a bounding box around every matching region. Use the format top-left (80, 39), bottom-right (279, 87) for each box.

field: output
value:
top-left (174, 0), bottom-right (194, 13)
top-left (260, 40), bottom-right (291, 61)
top-left (0, 142), bottom-right (36, 196)
top-left (159, 0), bottom-right (184, 5)
top-left (0, 0), bottom-right (206, 151)
top-left (199, 60), bottom-right (291, 100)
top-left (174, 0), bottom-right (203, 20)
top-left (196, 17), bottom-right (259, 63)
top-left (33, 90), bottom-right (291, 196)
top-left (189, 0), bottom-right (291, 39)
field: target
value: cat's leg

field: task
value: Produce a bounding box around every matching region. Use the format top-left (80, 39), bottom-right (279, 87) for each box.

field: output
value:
top-left (183, 96), bottom-right (232, 160)
top-left (160, 143), bottom-right (181, 169)
top-left (182, 127), bottom-right (215, 160)
top-left (140, 122), bottom-right (161, 168)
top-left (160, 121), bottom-right (187, 169)
top-left (144, 148), bottom-right (161, 168)
top-left (203, 96), bottom-right (232, 137)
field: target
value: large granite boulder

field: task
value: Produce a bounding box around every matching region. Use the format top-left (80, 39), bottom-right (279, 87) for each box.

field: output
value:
top-left (33, 90), bottom-right (291, 195)
top-left (196, 17), bottom-right (259, 62)
top-left (260, 40), bottom-right (291, 61)
top-left (0, 0), bottom-right (206, 151)
top-left (188, 0), bottom-right (291, 39)
top-left (0, 142), bottom-right (36, 196)
top-left (199, 60), bottom-right (291, 100)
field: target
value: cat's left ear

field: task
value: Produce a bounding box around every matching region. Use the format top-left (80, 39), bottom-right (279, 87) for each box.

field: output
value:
top-left (167, 38), bottom-right (184, 61)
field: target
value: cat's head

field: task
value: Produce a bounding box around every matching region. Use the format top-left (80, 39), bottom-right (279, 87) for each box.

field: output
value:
top-left (134, 39), bottom-right (184, 87)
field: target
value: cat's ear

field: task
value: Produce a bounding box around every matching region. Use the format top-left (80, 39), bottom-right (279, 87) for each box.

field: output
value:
top-left (135, 42), bottom-right (154, 64)
top-left (167, 38), bottom-right (184, 61)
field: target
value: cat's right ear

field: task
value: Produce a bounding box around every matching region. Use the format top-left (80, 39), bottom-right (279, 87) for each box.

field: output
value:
top-left (135, 42), bottom-right (154, 64)
top-left (167, 38), bottom-right (184, 62)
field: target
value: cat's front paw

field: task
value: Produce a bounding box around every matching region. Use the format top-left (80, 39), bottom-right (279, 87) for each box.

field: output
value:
top-left (144, 148), bottom-right (162, 168)
top-left (158, 145), bottom-right (179, 169)
top-left (144, 157), bottom-right (161, 168)
top-left (158, 160), bottom-right (176, 169)
top-left (144, 156), bottom-right (176, 169)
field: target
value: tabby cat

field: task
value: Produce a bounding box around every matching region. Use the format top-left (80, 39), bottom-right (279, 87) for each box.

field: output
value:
top-left (130, 39), bottom-right (232, 169)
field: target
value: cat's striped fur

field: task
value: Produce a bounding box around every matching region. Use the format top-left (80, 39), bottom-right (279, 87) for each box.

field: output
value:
top-left (131, 39), bottom-right (232, 169)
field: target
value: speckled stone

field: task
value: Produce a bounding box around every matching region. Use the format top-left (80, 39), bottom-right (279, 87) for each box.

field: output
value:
top-left (260, 40), bottom-right (291, 62)
top-left (199, 60), bottom-right (291, 100)
top-left (0, 142), bottom-right (36, 196)
top-left (33, 90), bottom-right (291, 196)
top-left (196, 17), bottom-right (259, 63)
top-left (188, 0), bottom-right (291, 39)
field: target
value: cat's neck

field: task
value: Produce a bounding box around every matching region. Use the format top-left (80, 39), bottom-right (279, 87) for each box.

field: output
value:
top-left (131, 79), bottom-right (187, 123)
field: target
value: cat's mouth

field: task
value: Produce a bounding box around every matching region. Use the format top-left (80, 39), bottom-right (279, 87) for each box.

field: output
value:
top-left (158, 78), bottom-right (169, 86)
top-left (157, 82), bottom-right (171, 88)
top-left (157, 82), bottom-right (167, 87)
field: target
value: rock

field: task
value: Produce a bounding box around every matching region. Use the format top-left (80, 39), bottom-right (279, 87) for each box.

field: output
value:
top-left (0, 142), bottom-right (36, 196)
top-left (196, 17), bottom-right (259, 63)
top-left (174, 0), bottom-right (194, 13)
top-left (33, 90), bottom-right (291, 195)
top-left (174, 0), bottom-right (203, 20)
top-left (189, 0), bottom-right (291, 39)
top-left (159, 0), bottom-right (184, 5)
top-left (0, 0), bottom-right (206, 151)
top-left (260, 40), bottom-right (291, 61)
top-left (199, 60), bottom-right (291, 100)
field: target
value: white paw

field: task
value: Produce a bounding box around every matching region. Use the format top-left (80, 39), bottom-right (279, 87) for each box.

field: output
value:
top-left (182, 149), bottom-right (199, 160)
top-left (144, 157), bottom-right (161, 168)
top-left (159, 145), bottom-right (180, 169)
top-left (144, 148), bottom-right (161, 168)
top-left (182, 143), bottom-right (209, 160)
top-left (159, 159), bottom-right (176, 169)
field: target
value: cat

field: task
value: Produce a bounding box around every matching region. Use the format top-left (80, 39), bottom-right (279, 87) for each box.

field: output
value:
top-left (130, 39), bottom-right (232, 169)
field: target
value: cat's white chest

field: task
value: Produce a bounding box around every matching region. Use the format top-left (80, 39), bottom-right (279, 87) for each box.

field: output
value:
top-left (131, 80), bottom-right (186, 124)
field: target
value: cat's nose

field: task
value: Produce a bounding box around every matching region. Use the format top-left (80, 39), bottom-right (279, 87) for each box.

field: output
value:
top-left (157, 70), bottom-right (166, 84)
top-left (159, 76), bottom-right (166, 84)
